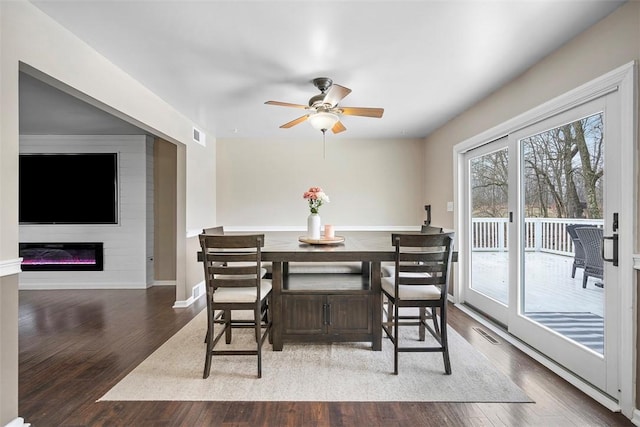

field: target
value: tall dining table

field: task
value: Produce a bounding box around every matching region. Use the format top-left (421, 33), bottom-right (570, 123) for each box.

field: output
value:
top-left (198, 230), bottom-right (397, 351)
top-left (260, 230), bottom-right (397, 351)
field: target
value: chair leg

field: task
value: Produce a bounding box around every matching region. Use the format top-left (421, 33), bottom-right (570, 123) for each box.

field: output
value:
top-left (431, 307), bottom-right (440, 337)
top-left (254, 306), bottom-right (261, 343)
top-left (419, 307), bottom-right (426, 341)
top-left (203, 309), bottom-right (214, 379)
top-left (205, 310), bottom-right (224, 344)
top-left (582, 273), bottom-right (589, 288)
top-left (381, 295), bottom-right (393, 341)
top-left (267, 294), bottom-right (273, 344)
top-left (393, 303), bottom-right (399, 375)
top-left (224, 310), bottom-right (232, 344)
top-left (571, 262), bottom-right (577, 278)
top-left (440, 313), bottom-right (451, 375)
top-left (255, 306), bottom-right (262, 378)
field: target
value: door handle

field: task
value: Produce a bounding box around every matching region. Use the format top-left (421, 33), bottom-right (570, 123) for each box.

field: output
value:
top-left (602, 233), bottom-right (618, 266)
top-left (322, 303), bottom-right (328, 325)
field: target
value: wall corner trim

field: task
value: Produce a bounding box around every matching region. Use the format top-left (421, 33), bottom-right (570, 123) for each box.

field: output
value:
top-left (0, 258), bottom-right (22, 278)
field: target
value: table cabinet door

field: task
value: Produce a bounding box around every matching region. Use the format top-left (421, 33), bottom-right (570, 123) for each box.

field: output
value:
top-left (282, 295), bottom-right (325, 335)
top-left (327, 295), bottom-right (372, 335)
top-left (282, 294), bottom-right (372, 338)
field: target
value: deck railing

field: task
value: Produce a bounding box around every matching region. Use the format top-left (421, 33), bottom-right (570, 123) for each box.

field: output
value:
top-left (471, 217), bottom-right (603, 255)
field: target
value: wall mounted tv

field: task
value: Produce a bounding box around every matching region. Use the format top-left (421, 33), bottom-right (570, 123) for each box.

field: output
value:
top-left (19, 153), bottom-right (118, 224)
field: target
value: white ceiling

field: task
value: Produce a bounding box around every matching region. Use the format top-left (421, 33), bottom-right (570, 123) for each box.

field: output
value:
top-left (21, 0), bottom-right (625, 140)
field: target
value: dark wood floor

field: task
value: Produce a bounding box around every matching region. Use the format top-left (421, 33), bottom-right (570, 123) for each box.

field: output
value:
top-left (19, 287), bottom-right (633, 426)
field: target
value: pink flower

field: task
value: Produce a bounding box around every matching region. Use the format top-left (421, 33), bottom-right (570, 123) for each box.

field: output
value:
top-left (303, 186), bottom-right (330, 213)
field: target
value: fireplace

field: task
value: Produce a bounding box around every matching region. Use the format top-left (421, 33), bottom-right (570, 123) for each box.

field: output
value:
top-left (19, 242), bottom-right (104, 271)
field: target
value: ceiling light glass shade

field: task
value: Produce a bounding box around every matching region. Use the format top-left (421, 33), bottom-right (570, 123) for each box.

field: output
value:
top-left (308, 112), bottom-right (339, 131)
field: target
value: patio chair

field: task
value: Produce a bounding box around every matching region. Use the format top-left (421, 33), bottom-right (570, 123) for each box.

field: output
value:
top-left (574, 227), bottom-right (604, 288)
top-left (565, 224), bottom-right (586, 278)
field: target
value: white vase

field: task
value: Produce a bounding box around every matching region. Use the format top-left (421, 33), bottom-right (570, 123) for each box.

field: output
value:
top-left (307, 213), bottom-right (321, 239)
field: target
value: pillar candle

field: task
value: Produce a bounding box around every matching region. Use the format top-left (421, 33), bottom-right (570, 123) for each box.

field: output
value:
top-left (324, 224), bottom-right (335, 238)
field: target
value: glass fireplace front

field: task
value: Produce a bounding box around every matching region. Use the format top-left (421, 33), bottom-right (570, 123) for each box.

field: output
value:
top-left (19, 242), bottom-right (104, 271)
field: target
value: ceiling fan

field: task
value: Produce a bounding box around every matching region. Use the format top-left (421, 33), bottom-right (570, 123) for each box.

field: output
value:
top-left (264, 77), bottom-right (384, 134)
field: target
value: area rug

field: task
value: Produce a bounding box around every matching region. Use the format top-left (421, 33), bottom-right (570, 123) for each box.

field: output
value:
top-left (99, 310), bottom-right (532, 403)
top-left (525, 311), bottom-right (604, 353)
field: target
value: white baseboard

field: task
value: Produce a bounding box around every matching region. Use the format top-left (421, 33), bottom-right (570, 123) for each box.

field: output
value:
top-left (455, 303), bottom-right (622, 414)
top-left (173, 281), bottom-right (205, 308)
top-left (632, 409), bottom-right (640, 426)
top-left (0, 258), bottom-right (22, 278)
top-left (4, 417), bottom-right (30, 427)
top-left (172, 296), bottom-right (194, 308)
top-left (152, 280), bottom-right (176, 287)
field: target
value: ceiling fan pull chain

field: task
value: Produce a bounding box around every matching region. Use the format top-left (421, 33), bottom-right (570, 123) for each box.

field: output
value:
top-left (322, 129), bottom-right (326, 159)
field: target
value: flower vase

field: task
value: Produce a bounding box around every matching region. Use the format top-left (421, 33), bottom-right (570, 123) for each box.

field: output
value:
top-left (307, 213), bottom-right (321, 239)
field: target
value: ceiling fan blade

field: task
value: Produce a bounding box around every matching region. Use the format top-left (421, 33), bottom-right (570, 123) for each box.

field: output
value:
top-left (265, 101), bottom-right (308, 109)
top-left (340, 107), bottom-right (384, 118)
top-left (331, 121), bottom-right (347, 134)
top-left (323, 84), bottom-right (352, 107)
top-left (280, 115), bottom-right (308, 128)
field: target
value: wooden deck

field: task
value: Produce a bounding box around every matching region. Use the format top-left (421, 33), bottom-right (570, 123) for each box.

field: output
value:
top-left (470, 251), bottom-right (604, 317)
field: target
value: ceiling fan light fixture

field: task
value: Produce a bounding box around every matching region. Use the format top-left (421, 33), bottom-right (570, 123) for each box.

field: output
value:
top-left (308, 112), bottom-right (339, 132)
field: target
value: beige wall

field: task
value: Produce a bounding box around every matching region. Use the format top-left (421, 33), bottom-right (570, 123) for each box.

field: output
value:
top-left (424, 2), bottom-right (640, 230)
top-left (217, 137), bottom-right (427, 228)
top-left (154, 139), bottom-right (178, 281)
top-left (423, 0), bottom-right (639, 413)
top-left (186, 134), bottom-right (217, 235)
top-left (0, 276), bottom-right (19, 426)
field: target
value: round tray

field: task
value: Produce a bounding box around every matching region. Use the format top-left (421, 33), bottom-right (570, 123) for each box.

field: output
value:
top-left (298, 235), bottom-right (345, 245)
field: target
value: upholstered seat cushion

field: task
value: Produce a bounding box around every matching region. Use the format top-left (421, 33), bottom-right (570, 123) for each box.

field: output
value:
top-left (381, 262), bottom-right (394, 277)
top-left (213, 280), bottom-right (272, 303)
top-left (381, 276), bottom-right (440, 300)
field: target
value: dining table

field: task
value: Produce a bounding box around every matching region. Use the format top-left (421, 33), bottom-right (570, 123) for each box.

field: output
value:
top-left (197, 229), bottom-right (457, 352)
top-left (260, 230), bottom-right (398, 351)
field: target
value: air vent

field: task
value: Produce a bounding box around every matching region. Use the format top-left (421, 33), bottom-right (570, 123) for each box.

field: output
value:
top-left (473, 327), bottom-right (500, 344)
top-left (192, 127), bottom-right (206, 146)
top-left (193, 282), bottom-right (204, 299)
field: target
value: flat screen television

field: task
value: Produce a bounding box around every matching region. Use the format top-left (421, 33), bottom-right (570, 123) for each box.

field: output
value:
top-left (19, 153), bottom-right (118, 224)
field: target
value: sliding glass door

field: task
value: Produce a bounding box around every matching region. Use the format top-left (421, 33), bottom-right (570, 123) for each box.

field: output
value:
top-left (464, 138), bottom-right (509, 325)
top-left (462, 93), bottom-right (620, 397)
top-left (508, 95), bottom-right (619, 395)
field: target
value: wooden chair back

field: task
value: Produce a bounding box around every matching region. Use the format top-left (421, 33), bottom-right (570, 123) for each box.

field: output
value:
top-left (202, 226), bottom-right (224, 235)
top-left (199, 234), bottom-right (265, 294)
top-left (420, 224), bottom-right (443, 234)
top-left (391, 232), bottom-right (454, 297)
